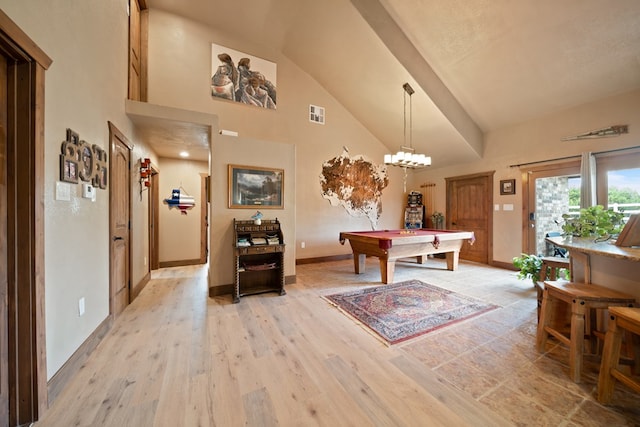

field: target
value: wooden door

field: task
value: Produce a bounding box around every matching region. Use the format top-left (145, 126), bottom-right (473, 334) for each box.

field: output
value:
top-left (109, 123), bottom-right (132, 317)
top-left (128, 0), bottom-right (141, 101)
top-left (446, 172), bottom-right (493, 263)
top-left (0, 53), bottom-right (8, 426)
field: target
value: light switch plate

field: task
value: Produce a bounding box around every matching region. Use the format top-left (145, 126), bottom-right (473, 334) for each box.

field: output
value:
top-left (56, 181), bottom-right (71, 201)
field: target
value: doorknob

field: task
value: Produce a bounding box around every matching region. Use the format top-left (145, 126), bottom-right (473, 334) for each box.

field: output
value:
top-left (113, 236), bottom-right (124, 241)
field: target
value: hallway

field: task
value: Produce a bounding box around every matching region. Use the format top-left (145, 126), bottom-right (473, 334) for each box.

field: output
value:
top-left (36, 260), bottom-right (639, 426)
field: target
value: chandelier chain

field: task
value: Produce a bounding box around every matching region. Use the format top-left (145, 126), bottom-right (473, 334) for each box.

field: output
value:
top-left (384, 82), bottom-right (431, 169)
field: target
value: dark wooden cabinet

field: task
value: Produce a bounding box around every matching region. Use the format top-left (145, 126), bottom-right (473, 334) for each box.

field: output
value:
top-left (233, 218), bottom-right (286, 303)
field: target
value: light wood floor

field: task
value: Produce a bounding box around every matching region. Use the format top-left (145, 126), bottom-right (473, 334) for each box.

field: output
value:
top-left (36, 258), bottom-right (640, 426)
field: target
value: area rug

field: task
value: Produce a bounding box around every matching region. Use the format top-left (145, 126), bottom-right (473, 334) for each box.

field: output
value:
top-left (323, 280), bottom-right (499, 345)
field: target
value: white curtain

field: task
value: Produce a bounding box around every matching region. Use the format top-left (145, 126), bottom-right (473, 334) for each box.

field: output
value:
top-left (580, 151), bottom-right (597, 208)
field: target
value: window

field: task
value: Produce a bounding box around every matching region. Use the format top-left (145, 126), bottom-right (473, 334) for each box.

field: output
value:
top-left (522, 148), bottom-right (639, 254)
top-left (596, 150), bottom-right (640, 222)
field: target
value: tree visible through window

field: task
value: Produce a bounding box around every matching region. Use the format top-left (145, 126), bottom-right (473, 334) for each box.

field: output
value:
top-left (569, 168), bottom-right (640, 221)
top-left (607, 168), bottom-right (640, 220)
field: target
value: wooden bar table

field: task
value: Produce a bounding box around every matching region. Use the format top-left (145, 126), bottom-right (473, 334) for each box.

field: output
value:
top-left (545, 235), bottom-right (640, 300)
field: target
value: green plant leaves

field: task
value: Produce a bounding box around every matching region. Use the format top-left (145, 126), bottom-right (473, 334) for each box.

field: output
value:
top-left (512, 253), bottom-right (542, 284)
top-left (561, 205), bottom-right (624, 238)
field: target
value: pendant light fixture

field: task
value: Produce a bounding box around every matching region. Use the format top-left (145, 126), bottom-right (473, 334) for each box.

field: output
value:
top-left (384, 83), bottom-right (431, 168)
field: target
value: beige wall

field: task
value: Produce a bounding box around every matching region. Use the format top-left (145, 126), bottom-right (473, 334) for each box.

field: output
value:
top-left (408, 89), bottom-right (640, 265)
top-left (0, 1), bottom-right (156, 378)
top-left (2, 1), bottom-right (638, 383)
top-left (209, 136), bottom-right (296, 289)
top-left (147, 8), bottom-right (640, 275)
top-left (148, 9), bottom-right (408, 266)
top-left (158, 157), bottom-right (208, 263)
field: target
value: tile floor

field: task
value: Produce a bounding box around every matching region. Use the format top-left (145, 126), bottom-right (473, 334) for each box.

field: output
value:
top-left (296, 257), bottom-right (640, 426)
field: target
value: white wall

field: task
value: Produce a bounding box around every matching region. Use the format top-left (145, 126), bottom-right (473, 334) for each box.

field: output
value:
top-left (158, 157), bottom-right (208, 262)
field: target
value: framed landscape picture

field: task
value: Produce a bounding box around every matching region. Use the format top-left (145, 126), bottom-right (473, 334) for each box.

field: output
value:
top-left (228, 164), bottom-right (283, 209)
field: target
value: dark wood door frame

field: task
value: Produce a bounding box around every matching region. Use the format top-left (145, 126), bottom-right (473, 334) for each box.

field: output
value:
top-left (200, 173), bottom-right (209, 264)
top-left (0, 10), bottom-right (52, 425)
top-left (521, 161), bottom-right (579, 254)
top-left (108, 122), bottom-right (133, 316)
top-left (149, 165), bottom-right (159, 270)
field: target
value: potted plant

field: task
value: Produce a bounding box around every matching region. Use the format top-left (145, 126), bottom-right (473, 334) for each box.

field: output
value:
top-left (431, 212), bottom-right (444, 229)
top-left (512, 253), bottom-right (543, 285)
top-left (561, 205), bottom-right (624, 239)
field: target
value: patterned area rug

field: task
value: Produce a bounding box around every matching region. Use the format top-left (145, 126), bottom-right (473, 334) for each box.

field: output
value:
top-left (324, 280), bottom-right (499, 345)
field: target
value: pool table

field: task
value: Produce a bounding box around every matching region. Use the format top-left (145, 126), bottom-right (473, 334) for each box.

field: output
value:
top-left (339, 229), bottom-right (475, 284)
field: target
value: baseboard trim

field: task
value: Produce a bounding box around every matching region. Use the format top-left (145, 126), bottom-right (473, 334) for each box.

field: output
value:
top-left (159, 258), bottom-right (203, 268)
top-left (209, 283), bottom-right (233, 298)
top-left (296, 254), bottom-right (351, 265)
top-left (47, 315), bottom-right (113, 405)
top-left (131, 270), bottom-right (151, 300)
top-left (491, 260), bottom-right (518, 271)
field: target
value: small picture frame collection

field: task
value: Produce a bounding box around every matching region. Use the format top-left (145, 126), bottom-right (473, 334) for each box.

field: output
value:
top-left (60, 128), bottom-right (108, 189)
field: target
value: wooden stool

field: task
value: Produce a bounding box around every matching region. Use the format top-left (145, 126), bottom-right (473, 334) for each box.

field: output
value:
top-left (536, 281), bottom-right (636, 382)
top-left (597, 307), bottom-right (640, 404)
top-left (536, 256), bottom-right (570, 320)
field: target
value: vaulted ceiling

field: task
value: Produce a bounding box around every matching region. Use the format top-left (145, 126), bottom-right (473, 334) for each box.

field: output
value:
top-left (143, 0), bottom-right (640, 166)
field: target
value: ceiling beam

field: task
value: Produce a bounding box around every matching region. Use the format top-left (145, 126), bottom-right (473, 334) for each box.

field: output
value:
top-left (350, 0), bottom-right (484, 157)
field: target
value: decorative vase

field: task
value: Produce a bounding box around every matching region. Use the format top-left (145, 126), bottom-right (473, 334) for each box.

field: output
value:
top-left (254, 219), bottom-right (261, 225)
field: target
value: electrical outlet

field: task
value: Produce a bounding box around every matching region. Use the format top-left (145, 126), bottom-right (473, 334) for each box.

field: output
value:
top-left (78, 297), bottom-right (85, 316)
top-left (301, 241), bottom-right (305, 249)
top-left (144, 256), bottom-right (147, 266)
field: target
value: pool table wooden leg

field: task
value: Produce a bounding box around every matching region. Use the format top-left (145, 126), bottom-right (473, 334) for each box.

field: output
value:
top-left (380, 259), bottom-right (395, 284)
top-left (353, 253), bottom-right (366, 274)
top-left (446, 251), bottom-right (459, 270)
